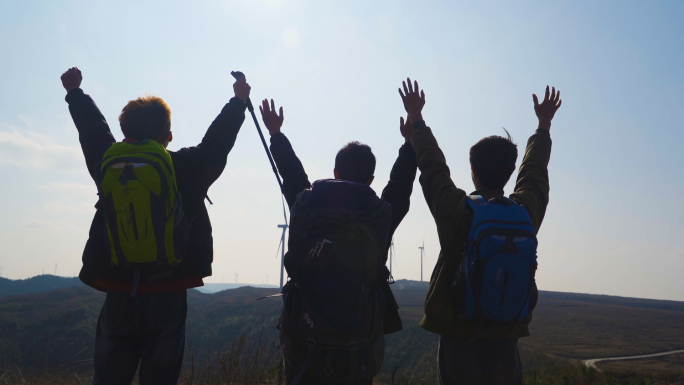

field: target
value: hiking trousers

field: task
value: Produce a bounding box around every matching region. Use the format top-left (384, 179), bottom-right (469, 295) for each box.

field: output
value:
top-left (437, 336), bottom-right (521, 385)
top-left (285, 359), bottom-right (374, 385)
top-left (93, 290), bottom-right (187, 385)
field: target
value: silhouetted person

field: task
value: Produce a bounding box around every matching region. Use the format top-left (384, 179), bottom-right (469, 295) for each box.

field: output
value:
top-left (60, 67), bottom-right (250, 385)
top-left (259, 99), bottom-right (417, 384)
top-left (399, 79), bottom-right (562, 385)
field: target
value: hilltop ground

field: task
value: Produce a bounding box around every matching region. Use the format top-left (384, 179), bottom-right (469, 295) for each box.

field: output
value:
top-left (0, 277), bottom-right (683, 384)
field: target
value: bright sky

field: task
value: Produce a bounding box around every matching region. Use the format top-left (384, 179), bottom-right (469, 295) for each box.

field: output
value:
top-left (1, 0), bottom-right (683, 301)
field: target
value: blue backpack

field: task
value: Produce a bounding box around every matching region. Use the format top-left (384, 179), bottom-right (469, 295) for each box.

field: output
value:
top-left (453, 195), bottom-right (538, 326)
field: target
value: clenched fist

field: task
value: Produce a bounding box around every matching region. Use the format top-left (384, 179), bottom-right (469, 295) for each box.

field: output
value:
top-left (233, 75), bottom-right (251, 102)
top-left (61, 67), bottom-right (82, 93)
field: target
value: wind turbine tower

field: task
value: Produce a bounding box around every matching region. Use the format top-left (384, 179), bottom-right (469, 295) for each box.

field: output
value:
top-left (418, 241), bottom-right (425, 282)
top-left (277, 223), bottom-right (288, 289)
top-left (54, 263), bottom-right (58, 276)
top-left (275, 195), bottom-right (289, 290)
top-left (389, 238), bottom-right (395, 276)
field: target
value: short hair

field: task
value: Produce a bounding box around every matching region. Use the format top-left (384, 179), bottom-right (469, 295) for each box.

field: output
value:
top-left (469, 129), bottom-right (518, 189)
top-left (119, 96), bottom-right (171, 142)
top-left (335, 141), bottom-right (376, 184)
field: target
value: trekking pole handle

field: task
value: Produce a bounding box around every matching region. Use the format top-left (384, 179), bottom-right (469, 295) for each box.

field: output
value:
top-left (231, 71), bottom-right (284, 192)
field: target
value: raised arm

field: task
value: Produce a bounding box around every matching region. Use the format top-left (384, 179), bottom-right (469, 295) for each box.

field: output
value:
top-left (510, 86), bottom-right (561, 231)
top-left (171, 75), bottom-right (249, 189)
top-left (261, 99), bottom-right (311, 208)
top-left (62, 67), bottom-right (116, 181)
top-left (381, 115), bottom-right (418, 244)
top-left (399, 78), bottom-right (469, 227)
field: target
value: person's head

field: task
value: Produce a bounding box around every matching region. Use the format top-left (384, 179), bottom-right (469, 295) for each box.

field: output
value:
top-left (469, 129), bottom-right (518, 190)
top-left (334, 141), bottom-right (376, 185)
top-left (119, 96), bottom-right (173, 147)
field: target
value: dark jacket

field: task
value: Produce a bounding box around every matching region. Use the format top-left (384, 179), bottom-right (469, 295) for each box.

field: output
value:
top-left (410, 120), bottom-right (552, 339)
top-left (269, 133), bottom-right (418, 333)
top-left (65, 88), bottom-right (247, 292)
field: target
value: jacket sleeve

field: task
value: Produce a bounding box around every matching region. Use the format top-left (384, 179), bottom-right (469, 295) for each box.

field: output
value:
top-left (269, 133), bottom-right (311, 208)
top-left (381, 142), bottom-right (418, 246)
top-left (65, 88), bottom-right (116, 181)
top-left (410, 120), bottom-right (470, 245)
top-left (510, 129), bottom-right (552, 232)
top-left (171, 97), bottom-right (247, 190)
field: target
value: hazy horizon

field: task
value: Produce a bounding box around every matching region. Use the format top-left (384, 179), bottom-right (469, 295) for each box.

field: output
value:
top-left (1, 1), bottom-right (683, 301)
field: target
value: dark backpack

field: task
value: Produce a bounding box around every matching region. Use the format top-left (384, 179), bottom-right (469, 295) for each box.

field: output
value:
top-left (452, 196), bottom-right (538, 329)
top-left (279, 179), bottom-right (392, 384)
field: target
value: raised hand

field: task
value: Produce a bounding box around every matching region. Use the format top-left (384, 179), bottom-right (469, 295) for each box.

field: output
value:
top-left (61, 67), bottom-right (82, 93)
top-left (233, 75), bottom-right (251, 102)
top-left (532, 86), bottom-right (562, 131)
top-left (398, 77), bottom-right (426, 122)
top-left (259, 99), bottom-right (284, 136)
top-left (400, 115), bottom-right (412, 144)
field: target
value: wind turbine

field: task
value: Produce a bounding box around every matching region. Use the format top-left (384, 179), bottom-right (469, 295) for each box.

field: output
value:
top-left (0, 266), bottom-right (3, 278)
top-left (389, 238), bottom-right (396, 277)
top-left (276, 196), bottom-right (289, 290)
top-left (418, 240), bottom-right (425, 282)
top-left (54, 263), bottom-right (58, 276)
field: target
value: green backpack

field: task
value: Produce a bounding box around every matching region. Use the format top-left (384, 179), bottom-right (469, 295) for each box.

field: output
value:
top-left (98, 140), bottom-right (189, 271)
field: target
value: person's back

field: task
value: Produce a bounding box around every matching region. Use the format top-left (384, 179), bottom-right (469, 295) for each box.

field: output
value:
top-left (398, 79), bottom-right (562, 385)
top-left (257, 98), bottom-right (418, 384)
top-left (60, 67), bottom-right (251, 385)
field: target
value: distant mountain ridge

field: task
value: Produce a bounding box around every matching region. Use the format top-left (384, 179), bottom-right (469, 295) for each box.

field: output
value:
top-left (0, 275), bottom-right (85, 298)
top-left (0, 275), bottom-right (280, 298)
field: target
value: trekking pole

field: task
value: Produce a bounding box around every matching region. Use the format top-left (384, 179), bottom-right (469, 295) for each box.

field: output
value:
top-left (231, 71), bottom-right (284, 192)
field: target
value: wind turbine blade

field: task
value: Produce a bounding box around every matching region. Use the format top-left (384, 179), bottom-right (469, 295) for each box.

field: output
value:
top-left (281, 194), bottom-right (289, 224)
top-left (275, 235), bottom-right (283, 260)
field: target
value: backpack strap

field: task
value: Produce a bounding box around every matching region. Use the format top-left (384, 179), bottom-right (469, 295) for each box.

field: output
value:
top-left (466, 195), bottom-right (488, 210)
top-left (348, 341), bottom-right (359, 381)
top-left (290, 338), bottom-right (316, 385)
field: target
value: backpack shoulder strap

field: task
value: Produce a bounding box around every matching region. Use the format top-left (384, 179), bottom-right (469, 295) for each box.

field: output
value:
top-left (466, 195), bottom-right (488, 210)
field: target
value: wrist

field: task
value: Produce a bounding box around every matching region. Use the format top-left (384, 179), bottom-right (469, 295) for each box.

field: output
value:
top-left (537, 120), bottom-right (551, 131)
top-left (408, 111), bottom-right (423, 122)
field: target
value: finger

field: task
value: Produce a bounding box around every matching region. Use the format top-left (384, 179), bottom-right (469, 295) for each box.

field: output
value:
top-left (407, 114), bottom-right (411, 124)
top-left (279, 106), bottom-right (284, 119)
top-left (421, 90), bottom-right (425, 102)
top-left (259, 105), bottom-right (264, 118)
top-left (532, 94), bottom-right (539, 107)
top-left (262, 99), bottom-right (269, 113)
top-left (398, 88), bottom-right (406, 100)
top-left (544, 85), bottom-right (550, 102)
top-left (407, 78), bottom-right (413, 93)
top-left (414, 80), bottom-right (419, 95)
top-left (402, 81), bottom-right (409, 96)
top-left (555, 90), bottom-right (560, 103)
top-left (270, 99), bottom-right (276, 113)
top-left (556, 99), bottom-right (562, 109)
top-left (400, 116), bottom-right (405, 128)
top-left (551, 87), bottom-right (556, 102)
